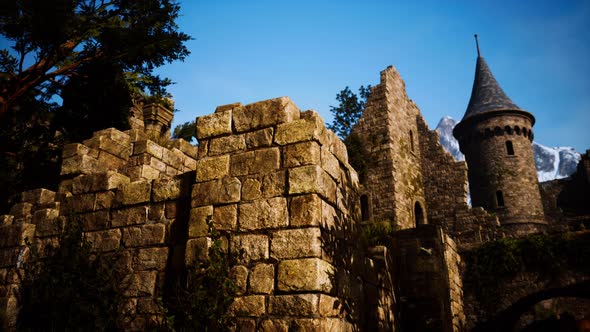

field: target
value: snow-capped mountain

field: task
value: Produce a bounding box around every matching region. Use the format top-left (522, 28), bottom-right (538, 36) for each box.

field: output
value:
top-left (434, 116), bottom-right (581, 182)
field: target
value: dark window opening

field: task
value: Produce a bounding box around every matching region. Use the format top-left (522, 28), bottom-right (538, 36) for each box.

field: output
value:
top-left (506, 140), bottom-right (515, 155)
top-left (361, 195), bottom-right (370, 221)
top-left (414, 202), bottom-right (426, 226)
top-left (410, 130), bottom-right (415, 152)
top-left (496, 191), bottom-right (505, 207)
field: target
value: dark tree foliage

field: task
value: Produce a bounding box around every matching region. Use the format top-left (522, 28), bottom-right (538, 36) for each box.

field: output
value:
top-left (172, 119), bottom-right (196, 142)
top-left (54, 60), bottom-right (133, 142)
top-left (18, 218), bottom-right (124, 330)
top-left (0, 0), bottom-right (191, 116)
top-left (327, 85), bottom-right (371, 138)
top-left (328, 85), bottom-right (372, 183)
top-left (0, 0), bottom-right (190, 212)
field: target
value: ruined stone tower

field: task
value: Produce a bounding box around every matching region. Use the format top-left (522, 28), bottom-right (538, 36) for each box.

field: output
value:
top-left (353, 66), bottom-right (427, 230)
top-left (453, 37), bottom-right (546, 233)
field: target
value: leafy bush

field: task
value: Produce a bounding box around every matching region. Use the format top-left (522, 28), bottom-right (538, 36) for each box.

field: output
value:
top-left (165, 219), bottom-right (237, 331)
top-left (18, 218), bottom-right (124, 330)
top-left (361, 221), bottom-right (398, 247)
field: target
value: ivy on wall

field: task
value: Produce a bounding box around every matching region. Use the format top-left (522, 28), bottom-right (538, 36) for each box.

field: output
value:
top-left (463, 232), bottom-right (590, 310)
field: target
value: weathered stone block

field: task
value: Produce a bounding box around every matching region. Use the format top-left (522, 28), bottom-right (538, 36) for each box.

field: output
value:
top-left (259, 320), bottom-right (289, 332)
top-left (233, 96), bottom-right (300, 133)
top-left (116, 181), bottom-right (151, 205)
top-left (133, 247), bottom-right (168, 271)
top-left (31, 208), bottom-right (59, 233)
top-left (126, 165), bottom-right (160, 181)
top-left (0, 224), bottom-right (36, 248)
top-left (249, 263), bottom-right (274, 294)
top-left (188, 206), bottom-right (213, 238)
top-left (321, 146), bottom-right (341, 182)
top-left (111, 206), bottom-right (148, 227)
top-left (274, 110), bottom-right (326, 145)
top-left (213, 204), bottom-right (237, 231)
top-left (230, 234), bottom-right (269, 262)
top-left (84, 134), bottom-right (130, 159)
top-left (209, 135), bottom-right (246, 156)
top-left (230, 265), bottom-right (248, 295)
top-left (288, 165), bottom-right (337, 202)
top-left (192, 177), bottom-right (241, 206)
top-left (92, 128), bottom-right (132, 147)
top-left (185, 237), bottom-right (211, 265)
top-left (133, 140), bottom-right (164, 159)
top-left (277, 258), bottom-right (333, 292)
top-left (319, 295), bottom-right (343, 317)
top-left (152, 178), bottom-right (185, 202)
top-left (170, 138), bottom-right (198, 158)
top-left (230, 148), bottom-right (280, 176)
top-left (239, 197), bottom-right (288, 230)
top-left (61, 154), bottom-right (101, 175)
top-left (291, 318), bottom-right (351, 332)
top-left (196, 155), bottom-right (230, 181)
top-left (289, 194), bottom-right (322, 226)
top-left (271, 228), bottom-right (321, 259)
top-left (72, 171), bottom-right (130, 194)
top-left (21, 188), bottom-right (56, 206)
top-left (122, 271), bottom-right (157, 297)
top-left (215, 102), bottom-right (242, 113)
top-left (245, 128), bottom-right (274, 148)
top-left (62, 143), bottom-right (89, 159)
top-left (85, 229), bottom-right (121, 251)
top-left (163, 148), bottom-right (185, 167)
top-left (79, 210), bottom-right (109, 231)
top-left (63, 192), bottom-right (115, 213)
top-left (283, 141), bottom-right (321, 167)
top-left (269, 294), bottom-right (319, 316)
top-left (9, 202), bottom-right (32, 218)
top-left (228, 295), bottom-right (266, 316)
top-left (196, 110), bottom-right (232, 139)
top-left (122, 224), bottom-right (166, 247)
top-left (97, 151), bottom-right (126, 170)
top-left (327, 130), bottom-right (349, 165)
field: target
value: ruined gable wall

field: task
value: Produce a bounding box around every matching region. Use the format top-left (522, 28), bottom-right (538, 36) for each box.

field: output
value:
top-left (353, 66), bottom-right (426, 229)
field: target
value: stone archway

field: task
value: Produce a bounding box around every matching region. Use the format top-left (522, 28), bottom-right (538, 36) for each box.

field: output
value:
top-left (414, 201), bottom-right (426, 226)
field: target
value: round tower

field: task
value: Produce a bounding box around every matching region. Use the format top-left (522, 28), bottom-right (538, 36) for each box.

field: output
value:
top-left (453, 36), bottom-right (546, 234)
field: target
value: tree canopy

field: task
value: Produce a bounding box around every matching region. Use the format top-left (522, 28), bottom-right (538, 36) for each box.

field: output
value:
top-left (0, 0), bottom-right (191, 212)
top-left (0, 0), bottom-right (190, 117)
top-left (327, 85), bottom-right (372, 183)
top-left (327, 85), bottom-right (371, 138)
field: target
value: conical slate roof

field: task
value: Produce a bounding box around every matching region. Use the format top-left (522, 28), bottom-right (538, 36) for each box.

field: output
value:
top-left (462, 55), bottom-right (522, 121)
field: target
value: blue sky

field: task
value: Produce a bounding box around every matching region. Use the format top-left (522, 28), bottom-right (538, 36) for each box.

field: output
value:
top-left (160, 0), bottom-right (589, 152)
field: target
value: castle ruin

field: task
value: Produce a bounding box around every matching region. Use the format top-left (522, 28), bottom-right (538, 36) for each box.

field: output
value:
top-left (0, 44), bottom-right (588, 331)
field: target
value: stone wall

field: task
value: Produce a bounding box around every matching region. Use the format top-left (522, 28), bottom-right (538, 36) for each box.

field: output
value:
top-left (0, 97), bottom-right (394, 331)
top-left (390, 225), bottom-right (464, 332)
top-left (353, 66), bottom-right (426, 230)
top-left (189, 97), bottom-right (365, 331)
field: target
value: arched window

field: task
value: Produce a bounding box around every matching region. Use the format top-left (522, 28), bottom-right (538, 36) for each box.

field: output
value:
top-left (360, 195), bottom-right (370, 221)
top-left (506, 140), bottom-right (515, 155)
top-left (414, 202), bottom-right (426, 226)
top-left (410, 130), bottom-right (415, 152)
top-left (496, 191), bottom-right (505, 207)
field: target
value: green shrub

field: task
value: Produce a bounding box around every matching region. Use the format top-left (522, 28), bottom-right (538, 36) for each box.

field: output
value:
top-left (17, 218), bottom-right (124, 330)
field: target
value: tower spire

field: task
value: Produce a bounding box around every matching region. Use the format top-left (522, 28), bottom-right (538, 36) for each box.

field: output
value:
top-left (474, 34), bottom-right (481, 57)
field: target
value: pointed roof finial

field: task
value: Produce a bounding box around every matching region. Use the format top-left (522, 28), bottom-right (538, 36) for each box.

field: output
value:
top-left (474, 34), bottom-right (481, 57)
